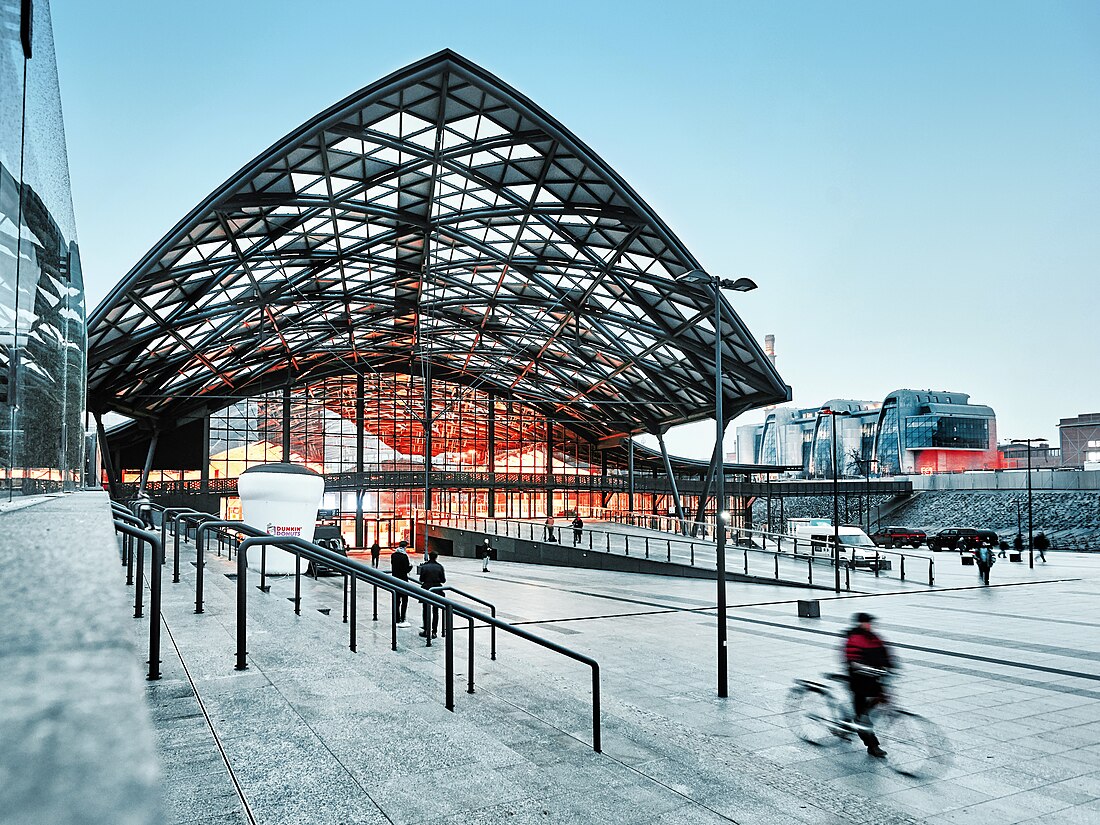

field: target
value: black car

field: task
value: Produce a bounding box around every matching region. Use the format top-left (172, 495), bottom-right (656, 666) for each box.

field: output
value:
top-left (870, 526), bottom-right (927, 548)
top-left (928, 528), bottom-right (998, 551)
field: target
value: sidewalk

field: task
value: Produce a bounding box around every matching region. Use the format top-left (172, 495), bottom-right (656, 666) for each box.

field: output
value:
top-left (140, 530), bottom-right (1100, 824)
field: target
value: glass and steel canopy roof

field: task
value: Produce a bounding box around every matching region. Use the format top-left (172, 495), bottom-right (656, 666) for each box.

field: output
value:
top-left (87, 50), bottom-right (788, 439)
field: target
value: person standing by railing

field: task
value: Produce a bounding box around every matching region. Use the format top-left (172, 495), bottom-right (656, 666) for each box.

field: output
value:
top-left (136, 491), bottom-right (154, 530)
top-left (571, 514), bottom-right (584, 546)
top-left (544, 515), bottom-right (556, 543)
top-left (418, 551), bottom-right (446, 639)
top-left (391, 541), bottom-right (412, 627)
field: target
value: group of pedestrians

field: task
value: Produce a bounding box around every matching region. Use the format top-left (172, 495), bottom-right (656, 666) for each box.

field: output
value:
top-left (543, 514), bottom-right (585, 545)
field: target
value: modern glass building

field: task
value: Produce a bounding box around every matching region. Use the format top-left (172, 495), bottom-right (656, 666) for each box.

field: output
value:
top-left (86, 51), bottom-right (789, 543)
top-left (0, 0), bottom-right (86, 496)
top-left (737, 389), bottom-right (997, 478)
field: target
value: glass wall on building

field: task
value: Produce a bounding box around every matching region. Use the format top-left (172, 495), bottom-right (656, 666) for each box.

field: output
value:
top-left (206, 375), bottom-right (606, 543)
top-left (0, 0), bottom-right (85, 496)
top-left (874, 400), bottom-right (901, 476)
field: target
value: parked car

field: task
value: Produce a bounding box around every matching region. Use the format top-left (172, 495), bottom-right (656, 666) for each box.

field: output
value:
top-left (870, 526), bottom-right (927, 548)
top-left (928, 528), bottom-right (998, 551)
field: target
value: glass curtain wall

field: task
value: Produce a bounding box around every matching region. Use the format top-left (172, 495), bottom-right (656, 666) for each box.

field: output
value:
top-left (0, 0), bottom-right (85, 496)
top-left (208, 375), bottom-right (602, 541)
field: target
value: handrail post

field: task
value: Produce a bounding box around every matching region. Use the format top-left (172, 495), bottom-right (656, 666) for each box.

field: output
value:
top-left (236, 542), bottom-right (248, 670)
top-left (445, 606), bottom-right (454, 711)
top-left (807, 557), bottom-right (812, 585)
top-left (874, 551), bottom-right (880, 578)
top-left (259, 546), bottom-right (269, 593)
top-left (591, 663), bottom-right (602, 753)
top-left (774, 552), bottom-right (779, 580)
top-left (900, 554), bottom-right (906, 581)
top-left (133, 536), bottom-right (145, 618)
top-left (391, 591), bottom-right (397, 651)
top-left (466, 614), bottom-right (475, 694)
top-left (372, 582), bottom-right (378, 621)
top-left (294, 558), bottom-right (302, 615)
top-left (929, 557), bottom-right (935, 586)
top-left (667, 539), bottom-right (671, 562)
top-left (845, 563), bottom-right (851, 591)
top-left (343, 575), bottom-right (348, 622)
top-left (743, 547), bottom-right (748, 576)
top-left (349, 575), bottom-right (357, 653)
top-left (147, 532), bottom-right (163, 680)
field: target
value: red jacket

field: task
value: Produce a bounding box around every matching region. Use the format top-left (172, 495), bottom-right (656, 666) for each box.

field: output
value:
top-left (844, 626), bottom-right (893, 671)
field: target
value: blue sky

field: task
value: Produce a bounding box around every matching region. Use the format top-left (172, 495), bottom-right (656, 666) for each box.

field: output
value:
top-left (53, 1), bottom-right (1100, 458)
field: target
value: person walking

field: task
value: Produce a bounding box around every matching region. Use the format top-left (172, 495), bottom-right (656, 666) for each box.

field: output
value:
top-left (136, 491), bottom-right (154, 530)
top-left (418, 551), bottom-right (446, 639)
top-left (1013, 533), bottom-right (1024, 556)
top-left (544, 515), bottom-right (556, 543)
top-left (997, 539), bottom-right (1008, 559)
top-left (571, 514), bottom-right (584, 546)
top-left (975, 542), bottom-right (995, 585)
top-left (390, 540), bottom-right (412, 627)
top-left (479, 537), bottom-right (492, 572)
top-left (1034, 532), bottom-right (1050, 562)
top-left (843, 612), bottom-right (895, 759)
top-left (370, 541), bottom-right (381, 568)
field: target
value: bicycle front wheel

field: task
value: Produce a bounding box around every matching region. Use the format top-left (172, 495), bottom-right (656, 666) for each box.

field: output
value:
top-left (785, 682), bottom-right (843, 747)
top-left (876, 707), bottom-right (946, 778)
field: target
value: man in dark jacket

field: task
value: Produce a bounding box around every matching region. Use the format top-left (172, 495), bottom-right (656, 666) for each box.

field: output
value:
top-left (418, 551), bottom-right (447, 638)
top-left (843, 612), bottom-right (895, 759)
top-left (390, 541), bottom-right (412, 626)
top-left (571, 515), bottom-right (584, 546)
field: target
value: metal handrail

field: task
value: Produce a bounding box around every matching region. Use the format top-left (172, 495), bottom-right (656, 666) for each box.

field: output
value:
top-left (427, 512), bottom-right (935, 588)
top-left (112, 520), bottom-right (164, 681)
top-left (174, 519), bottom-right (602, 752)
top-left (433, 586), bottom-right (497, 661)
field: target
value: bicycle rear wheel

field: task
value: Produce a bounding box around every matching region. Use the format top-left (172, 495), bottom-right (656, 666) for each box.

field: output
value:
top-left (875, 707), bottom-right (946, 778)
top-left (785, 682), bottom-right (843, 747)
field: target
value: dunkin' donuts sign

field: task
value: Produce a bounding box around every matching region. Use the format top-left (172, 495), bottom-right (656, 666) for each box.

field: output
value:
top-left (267, 524), bottom-right (302, 537)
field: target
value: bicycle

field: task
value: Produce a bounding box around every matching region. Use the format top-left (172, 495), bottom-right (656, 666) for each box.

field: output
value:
top-left (785, 670), bottom-right (948, 778)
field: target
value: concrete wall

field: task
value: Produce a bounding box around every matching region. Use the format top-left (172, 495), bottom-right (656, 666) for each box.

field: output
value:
top-left (908, 469), bottom-right (1100, 491)
top-left (0, 491), bottom-right (162, 824)
top-left (426, 523), bottom-right (820, 588)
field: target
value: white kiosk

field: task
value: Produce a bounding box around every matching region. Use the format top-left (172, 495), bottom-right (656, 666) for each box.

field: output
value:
top-left (237, 462), bottom-right (324, 574)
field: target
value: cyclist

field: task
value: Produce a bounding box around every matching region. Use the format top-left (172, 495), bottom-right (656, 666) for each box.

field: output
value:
top-left (843, 612), bottom-right (895, 759)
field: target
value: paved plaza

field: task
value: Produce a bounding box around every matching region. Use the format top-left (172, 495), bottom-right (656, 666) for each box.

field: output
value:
top-left (134, 514), bottom-right (1100, 824)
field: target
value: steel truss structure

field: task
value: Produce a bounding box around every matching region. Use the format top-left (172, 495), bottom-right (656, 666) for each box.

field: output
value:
top-left (87, 50), bottom-right (787, 443)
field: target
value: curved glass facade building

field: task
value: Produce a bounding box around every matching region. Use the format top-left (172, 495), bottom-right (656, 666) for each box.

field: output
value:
top-left (737, 390), bottom-right (996, 478)
top-left (0, 0), bottom-right (85, 495)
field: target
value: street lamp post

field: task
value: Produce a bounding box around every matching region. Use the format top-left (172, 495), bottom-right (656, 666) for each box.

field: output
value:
top-left (1010, 438), bottom-right (1042, 569)
top-left (676, 269), bottom-right (756, 699)
top-left (821, 408), bottom-right (850, 593)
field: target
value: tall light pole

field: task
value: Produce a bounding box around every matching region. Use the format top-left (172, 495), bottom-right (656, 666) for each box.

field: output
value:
top-left (821, 408), bottom-right (850, 593)
top-left (676, 269), bottom-right (757, 699)
top-left (1010, 438), bottom-right (1042, 569)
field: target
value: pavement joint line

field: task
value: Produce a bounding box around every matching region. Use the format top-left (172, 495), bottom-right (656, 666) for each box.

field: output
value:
top-left (715, 614), bottom-right (1100, 683)
top-left (159, 611), bottom-right (258, 825)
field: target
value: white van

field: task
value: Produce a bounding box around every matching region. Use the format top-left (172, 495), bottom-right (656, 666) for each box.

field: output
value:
top-left (790, 524), bottom-right (883, 569)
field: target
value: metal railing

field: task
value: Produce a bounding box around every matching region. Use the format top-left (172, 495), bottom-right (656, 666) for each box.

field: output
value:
top-left (426, 513), bottom-right (935, 589)
top-left (141, 501), bottom-right (602, 752)
top-left (110, 516), bottom-right (164, 681)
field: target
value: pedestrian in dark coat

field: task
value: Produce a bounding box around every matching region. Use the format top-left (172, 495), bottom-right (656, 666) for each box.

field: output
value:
top-left (571, 515), bottom-right (584, 546)
top-left (390, 541), bottom-right (412, 626)
top-left (1034, 532), bottom-right (1050, 562)
top-left (418, 551), bottom-right (446, 638)
top-left (975, 543), bottom-right (995, 585)
top-left (370, 541), bottom-right (381, 568)
top-left (479, 537), bottom-right (492, 572)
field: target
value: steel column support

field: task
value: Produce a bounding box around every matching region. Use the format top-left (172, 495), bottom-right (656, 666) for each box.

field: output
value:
top-left (545, 420), bottom-right (554, 516)
top-left (138, 430), bottom-right (159, 495)
top-left (200, 414), bottom-right (210, 495)
top-left (657, 433), bottom-right (687, 535)
top-left (94, 412), bottom-right (121, 499)
top-left (487, 393), bottom-right (496, 516)
top-left (692, 440), bottom-right (722, 536)
top-left (424, 365), bottom-right (432, 512)
top-left (627, 437), bottom-right (635, 514)
top-left (355, 373), bottom-right (365, 548)
top-left (281, 385), bottom-right (291, 461)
